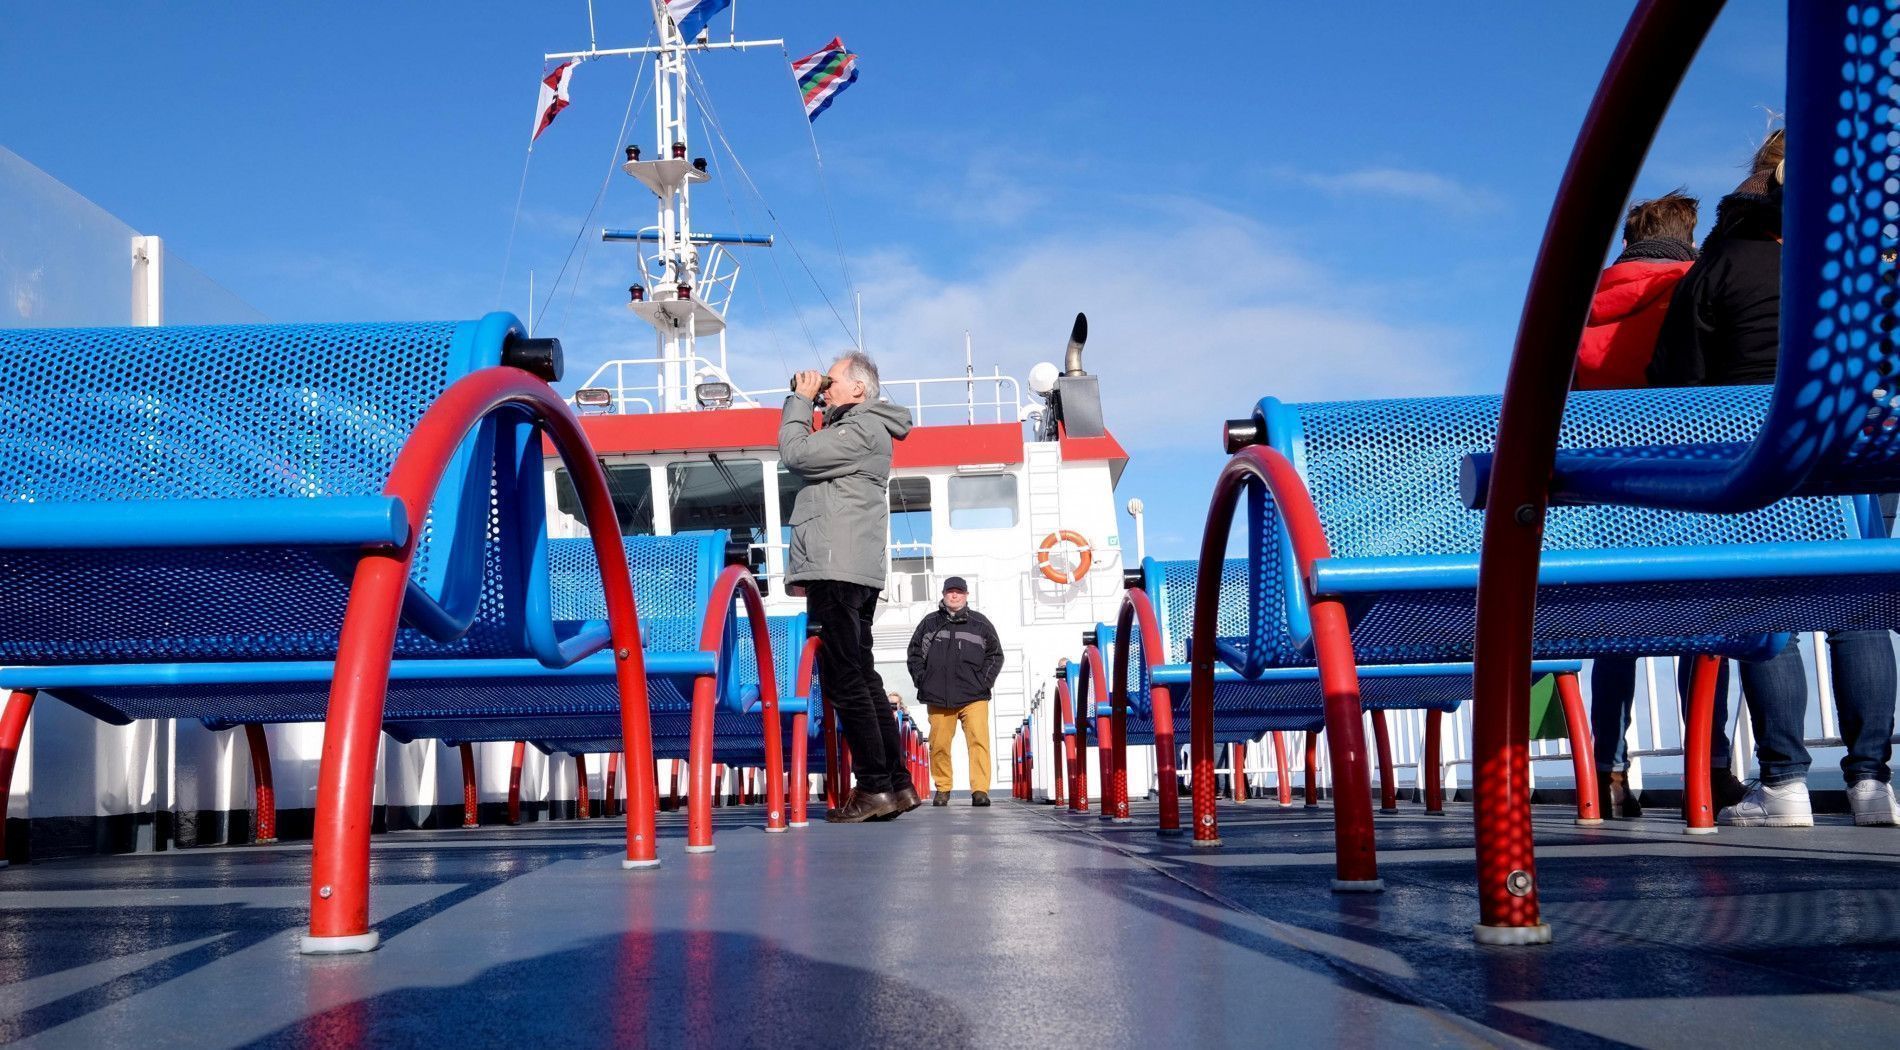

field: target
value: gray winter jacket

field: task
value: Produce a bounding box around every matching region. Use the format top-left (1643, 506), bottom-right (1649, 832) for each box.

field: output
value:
top-left (779, 394), bottom-right (914, 588)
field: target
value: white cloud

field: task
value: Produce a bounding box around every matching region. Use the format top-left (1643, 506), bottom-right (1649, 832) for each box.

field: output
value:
top-left (1273, 166), bottom-right (1503, 216)
top-left (845, 206), bottom-right (1478, 450)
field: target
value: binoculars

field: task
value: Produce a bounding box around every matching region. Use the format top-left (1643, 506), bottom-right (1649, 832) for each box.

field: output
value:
top-left (789, 375), bottom-right (835, 395)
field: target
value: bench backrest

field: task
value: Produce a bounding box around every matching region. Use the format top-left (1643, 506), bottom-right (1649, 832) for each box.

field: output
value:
top-left (546, 532), bottom-right (730, 655)
top-left (0, 314), bottom-right (535, 664)
top-left (1262, 387), bottom-right (1854, 564)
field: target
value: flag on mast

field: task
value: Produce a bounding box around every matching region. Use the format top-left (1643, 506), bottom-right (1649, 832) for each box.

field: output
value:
top-left (792, 38), bottom-right (860, 123)
top-left (666, 0), bottom-right (732, 42)
top-left (532, 61), bottom-right (577, 142)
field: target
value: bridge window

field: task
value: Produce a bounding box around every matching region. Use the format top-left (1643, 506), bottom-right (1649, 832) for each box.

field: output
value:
top-left (948, 473), bottom-right (1018, 530)
top-left (553, 463), bottom-right (655, 535)
top-left (669, 456), bottom-right (766, 542)
top-left (889, 476), bottom-right (933, 551)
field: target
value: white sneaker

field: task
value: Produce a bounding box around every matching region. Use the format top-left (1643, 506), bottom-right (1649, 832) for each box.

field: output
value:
top-left (1847, 780), bottom-right (1900, 827)
top-left (1716, 780), bottom-right (1813, 827)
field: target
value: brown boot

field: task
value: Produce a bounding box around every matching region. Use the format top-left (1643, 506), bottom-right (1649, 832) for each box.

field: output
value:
top-left (1610, 771), bottom-right (1641, 818)
top-left (869, 785), bottom-right (923, 821)
top-left (1596, 775), bottom-right (1616, 820)
top-left (825, 789), bottom-right (900, 823)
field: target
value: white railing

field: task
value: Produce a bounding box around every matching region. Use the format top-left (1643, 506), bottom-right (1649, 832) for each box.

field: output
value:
top-left (735, 372), bottom-right (1029, 429)
top-left (573, 355), bottom-right (755, 415)
top-left (634, 234), bottom-right (740, 322)
top-left (1110, 630), bottom-right (1900, 802)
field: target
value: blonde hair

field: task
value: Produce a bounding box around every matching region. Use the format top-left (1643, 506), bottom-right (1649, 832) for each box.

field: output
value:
top-left (1750, 128), bottom-right (1785, 175)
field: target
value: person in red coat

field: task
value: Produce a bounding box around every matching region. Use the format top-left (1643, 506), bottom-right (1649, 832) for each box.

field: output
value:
top-left (1575, 190), bottom-right (1698, 390)
top-left (1577, 190), bottom-right (1739, 821)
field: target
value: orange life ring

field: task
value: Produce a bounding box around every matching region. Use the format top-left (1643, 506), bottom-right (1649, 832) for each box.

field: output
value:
top-left (1037, 530), bottom-right (1093, 584)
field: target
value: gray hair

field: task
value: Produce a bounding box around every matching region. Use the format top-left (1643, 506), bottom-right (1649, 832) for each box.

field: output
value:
top-left (833, 350), bottom-right (881, 401)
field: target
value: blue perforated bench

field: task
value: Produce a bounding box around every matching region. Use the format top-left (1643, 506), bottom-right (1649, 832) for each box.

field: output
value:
top-left (1236, 388), bottom-right (1894, 667)
top-left (0, 312), bottom-right (655, 953)
top-left (1093, 560), bottom-right (1584, 823)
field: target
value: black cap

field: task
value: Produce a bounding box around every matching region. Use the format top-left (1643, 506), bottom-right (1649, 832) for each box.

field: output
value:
top-left (942, 576), bottom-right (969, 594)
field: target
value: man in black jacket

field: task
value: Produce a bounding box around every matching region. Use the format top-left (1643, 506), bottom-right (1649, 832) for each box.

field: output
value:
top-left (907, 577), bottom-right (1005, 806)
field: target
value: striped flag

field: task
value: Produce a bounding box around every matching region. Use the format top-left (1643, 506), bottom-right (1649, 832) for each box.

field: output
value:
top-left (792, 38), bottom-right (860, 123)
top-left (531, 61), bottom-right (577, 142)
top-left (666, 0), bottom-right (731, 42)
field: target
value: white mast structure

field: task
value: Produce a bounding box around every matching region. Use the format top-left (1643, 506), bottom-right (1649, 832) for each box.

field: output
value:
top-left (548, 3), bottom-right (782, 413)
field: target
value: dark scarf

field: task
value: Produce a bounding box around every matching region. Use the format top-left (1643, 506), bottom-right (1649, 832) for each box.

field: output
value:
top-left (937, 600), bottom-right (969, 623)
top-left (1616, 237), bottom-right (1697, 264)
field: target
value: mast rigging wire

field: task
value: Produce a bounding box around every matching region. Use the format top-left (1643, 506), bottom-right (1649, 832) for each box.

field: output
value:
top-left (538, 38), bottom-right (654, 335)
top-left (683, 64), bottom-right (858, 346)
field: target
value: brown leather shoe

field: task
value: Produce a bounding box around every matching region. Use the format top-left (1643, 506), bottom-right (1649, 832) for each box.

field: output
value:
top-left (971, 791), bottom-right (991, 807)
top-left (869, 786), bottom-right (923, 821)
top-left (825, 789), bottom-right (900, 823)
top-left (932, 791), bottom-right (951, 807)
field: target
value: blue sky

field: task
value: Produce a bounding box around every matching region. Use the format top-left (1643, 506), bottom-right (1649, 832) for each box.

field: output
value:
top-left (0, 2), bottom-right (1787, 556)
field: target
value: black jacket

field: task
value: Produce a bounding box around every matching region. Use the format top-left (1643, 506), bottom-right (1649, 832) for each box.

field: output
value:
top-left (906, 603), bottom-right (1004, 708)
top-left (1647, 181), bottom-right (1782, 388)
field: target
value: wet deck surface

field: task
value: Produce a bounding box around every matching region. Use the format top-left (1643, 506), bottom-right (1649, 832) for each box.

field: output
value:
top-left (1, 796), bottom-right (1898, 1047)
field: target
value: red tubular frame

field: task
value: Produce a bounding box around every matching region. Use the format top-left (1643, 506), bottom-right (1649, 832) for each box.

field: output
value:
top-left (1681, 654), bottom-right (1722, 834)
top-left (1233, 743), bottom-right (1249, 803)
top-left (1192, 446), bottom-right (1378, 888)
top-left (1116, 589), bottom-right (1180, 833)
top-left (1058, 676), bottom-right (1087, 812)
top-left (687, 565), bottom-right (787, 851)
top-left (507, 741), bottom-right (526, 825)
top-left (1051, 673), bottom-right (1068, 807)
top-left (1370, 712), bottom-right (1397, 813)
top-left (458, 742), bottom-right (479, 828)
top-left (604, 753), bottom-right (620, 818)
top-left (0, 690), bottom-right (36, 866)
top-left (1469, 0), bottom-right (1719, 944)
top-left (306, 366), bottom-right (657, 953)
top-left (1273, 732), bottom-right (1292, 807)
top-left (668, 759), bottom-right (683, 811)
top-left (243, 723), bottom-right (278, 844)
top-left (1423, 714), bottom-right (1445, 814)
top-left (1552, 673), bottom-right (1602, 824)
top-left (575, 753), bottom-right (591, 819)
top-left (1078, 644), bottom-right (1126, 821)
top-left (1304, 731), bottom-right (1320, 809)
top-left (789, 636), bottom-right (819, 827)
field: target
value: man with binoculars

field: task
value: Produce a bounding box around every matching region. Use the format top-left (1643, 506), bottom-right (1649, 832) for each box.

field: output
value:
top-left (782, 352), bottom-right (920, 822)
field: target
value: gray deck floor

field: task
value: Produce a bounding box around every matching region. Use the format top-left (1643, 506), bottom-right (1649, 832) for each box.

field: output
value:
top-left (2, 795), bottom-right (1899, 1047)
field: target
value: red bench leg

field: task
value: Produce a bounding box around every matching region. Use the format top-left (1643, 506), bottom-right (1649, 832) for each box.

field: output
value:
top-left (458, 742), bottom-right (479, 828)
top-left (243, 723), bottom-right (279, 844)
top-left (669, 759), bottom-right (682, 811)
top-left (1233, 742), bottom-right (1249, 803)
top-left (1304, 731), bottom-right (1321, 809)
top-left (1370, 711), bottom-right (1398, 813)
top-left (1554, 672), bottom-right (1602, 825)
top-left (791, 712), bottom-right (810, 827)
top-left (604, 753), bottom-right (620, 819)
top-left (575, 753), bottom-right (591, 819)
top-left (507, 742), bottom-right (525, 825)
top-left (0, 690), bottom-right (36, 867)
top-left (1682, 654), bottom-right (1722, 835)
top-left (1273, 732), bottom-right (1293, 807)
top-left (1424, 712), bottom-right (1445, 815)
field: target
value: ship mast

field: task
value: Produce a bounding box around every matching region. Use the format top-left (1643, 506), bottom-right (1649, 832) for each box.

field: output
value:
top-left (547, 3), bottom-right (782, 413)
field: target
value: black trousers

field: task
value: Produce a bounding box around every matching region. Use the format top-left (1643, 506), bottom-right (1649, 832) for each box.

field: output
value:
top-left (806, 580), bottom-right (913, 795)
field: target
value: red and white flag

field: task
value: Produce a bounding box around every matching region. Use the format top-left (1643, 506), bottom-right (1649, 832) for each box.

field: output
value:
top-left (531, 61), bottom-right (577, 143)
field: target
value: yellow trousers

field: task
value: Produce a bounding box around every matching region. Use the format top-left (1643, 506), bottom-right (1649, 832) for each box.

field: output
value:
top-left (927, 700), bottom-right (991, 794)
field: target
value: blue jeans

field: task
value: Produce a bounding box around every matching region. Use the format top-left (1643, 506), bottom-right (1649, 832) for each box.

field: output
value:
top-left (1590, 655), bottom-right (1731, 772)
top-left (1735, 631), bottom-right (1896, 787)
